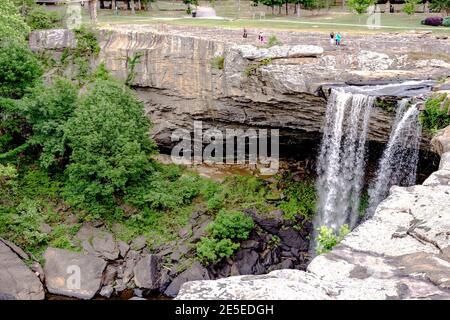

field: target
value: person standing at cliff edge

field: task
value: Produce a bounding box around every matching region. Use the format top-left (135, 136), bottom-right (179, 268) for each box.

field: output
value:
top-left (335, 32), bottom-right (342, 47)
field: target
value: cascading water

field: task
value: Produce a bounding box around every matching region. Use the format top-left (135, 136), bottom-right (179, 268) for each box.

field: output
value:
top-left (315, 89), bottom-right (374, 231)
top-left (366, 101), bottom-right (422, 217)
top-left (312, 81), bottom-right (428, 253)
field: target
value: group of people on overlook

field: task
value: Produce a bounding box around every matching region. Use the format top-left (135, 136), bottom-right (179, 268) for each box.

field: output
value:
top-left (242, 28), bottom-right (343, 48)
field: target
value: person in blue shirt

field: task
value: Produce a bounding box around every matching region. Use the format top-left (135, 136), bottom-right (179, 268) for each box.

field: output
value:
top-left (335, 33), bottom-right (342, 47)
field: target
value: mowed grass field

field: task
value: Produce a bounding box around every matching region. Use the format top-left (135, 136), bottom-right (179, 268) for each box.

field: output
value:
top-left (88, 1), bottom-right (450, 34)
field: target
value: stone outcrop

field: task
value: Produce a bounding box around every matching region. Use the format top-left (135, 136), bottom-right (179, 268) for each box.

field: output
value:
top-left (177, 126), bottom-right (450, 299)
top-left (43, 248), bottom-right (107, 299)
top-left (29, 27), bottom-right (450, 151)
top-left (0, 240), bottom-right (45, 300)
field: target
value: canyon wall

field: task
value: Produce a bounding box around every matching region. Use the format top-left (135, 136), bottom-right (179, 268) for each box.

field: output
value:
top-left (29, 26), bottom-right (450, 150)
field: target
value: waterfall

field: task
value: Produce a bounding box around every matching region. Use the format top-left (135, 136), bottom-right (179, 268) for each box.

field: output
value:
top-left (366, 101), bottom-right (422, 217)
top-left (315, 89), bottom-right (374, 231)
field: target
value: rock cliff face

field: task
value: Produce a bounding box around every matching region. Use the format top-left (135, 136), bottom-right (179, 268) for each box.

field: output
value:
top-left (29, 27), bottom-right (450, 150)
top-left (177, 125), bottom-right (450, 300)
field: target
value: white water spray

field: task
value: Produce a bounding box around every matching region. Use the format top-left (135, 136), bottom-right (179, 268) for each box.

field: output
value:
top-left (366, 101), bottom-right (422, 217)
top-left (315, 89), bottom-right (374, 231)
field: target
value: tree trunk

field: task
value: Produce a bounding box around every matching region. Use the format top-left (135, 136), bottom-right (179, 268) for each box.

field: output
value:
top-left (342, 0), bottom-right (345, 10)
top-left (285, 1), bottom-right (288, 15)
top-left (137, 0), bottom-right (141, 10)
top-left (89, 0), bottom-right (98, 24)
top-left (131, 0), bottom-right (135, 14)
top-left (111, 0), bottom-right (116, 10)
top-left (296, 3), bottom-right (300, 17)
top-left (278, 5), bottom-right (281, 15)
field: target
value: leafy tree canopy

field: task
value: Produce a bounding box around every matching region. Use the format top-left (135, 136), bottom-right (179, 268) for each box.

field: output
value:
top-left (0, 0), bottom-right (30, 42)
top-left (63, 79), bottom-right (157, 214)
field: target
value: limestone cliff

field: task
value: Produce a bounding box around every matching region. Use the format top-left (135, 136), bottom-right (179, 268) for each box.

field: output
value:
top-left (29, 27), bottom-right (450, 150)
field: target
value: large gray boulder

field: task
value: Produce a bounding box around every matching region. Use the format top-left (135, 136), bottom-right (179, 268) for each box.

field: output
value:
top-left (0, 241), bottom-right (44, 300)
top-left (76, 224), bottom-right (120, 260)
top-left (165, 262), bottom-right (210, 297)
top-left (43, 248), bottom-right (107, 299)
top-left (133, 254), bottom-right (160, 290)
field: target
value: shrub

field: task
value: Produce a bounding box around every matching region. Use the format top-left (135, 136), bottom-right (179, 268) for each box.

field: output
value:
top-left (196, 210), bottom-right (254, 264)
top-left (266, 35), bottom-right (281, 47)
top-left (279, 179), bottom-right (316, 221)
top-left (420, 94), bottom-right (450, 133)
top-left (403, 0), bottom-right (420, 15)
top-left (20, 78), bottom-right (78, 168)
top-left (210, 56), bottom-right (225, 70)
top-left (196, 237), bottom-right (240, 264)
top-left (0, 41), bottom-right (42, 98)
top-left (63, 79), bottom-right (157, 216)
top-left (0, 0), bottom-right (30, 42)
top-left (443, 17), bottom-right (450, 27)
top-left (421, 16), bottom-right (443, 26)
top-left (25, 5), bottom-right (61, 30)
top-left (347, 0), bottom-right (376, 15)
top-left (206, 210), bottom-right (255, 241)
top-left (315, 224), bottom-right (350, 255)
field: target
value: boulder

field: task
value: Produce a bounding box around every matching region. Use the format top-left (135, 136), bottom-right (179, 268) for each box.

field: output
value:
top-left (164, 262), bottom-right (210, 297)
top-left (133, 254), bottom-right (160, 290)
top-left (43, 248), bottom-right (107, 299)
top-left (76, 224), bottom-right (119, 260)
top-left (130, 236), bottom-right (147, 251)
top-left (29, 29), bottom-right (76, 52)
top-left (0, 241), bottom-right (44, 300)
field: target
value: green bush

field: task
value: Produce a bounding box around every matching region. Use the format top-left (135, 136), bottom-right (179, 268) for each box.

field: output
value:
top-left (266, 35), bottom-right (281, 47)
top-left (315, 224), bottom-right (350, 255)
top-left (279, 178), bottom-right (316, 221)
top-left (25, 5), bottom-right (61, 30)
top-left (0, 41), bottom-right (42, 98)
top-left (210, 56), bottom-right (225, 70)
top-left (0, 0), bottom-right (30, 42)
top-left (206, 210), bottom-right (255, 241)
top-left (196, 237), bottom-right (240, 264)
top-left (63, 79), bottom-right (157, 216)
top-left (196, 210), bottom-right (254, 264)
top-left (20, 78), bottom-right (78, 168)
top-left (420, 94), bottom-right (450, 133)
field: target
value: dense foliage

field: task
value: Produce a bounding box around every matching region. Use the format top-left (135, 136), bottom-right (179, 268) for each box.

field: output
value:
top-left (347, 0), bottom-right (375, 15)
top-left (63, 80), bottom-right (157, 216)
top-left (315, 224), bottom-right (350, 255)
top-left (0, 0), bottom-right (30, 42)
top-left (403, 0), bottom-right (420, 16)
top-left (197, 210), bottom-right (254, 264)
top-left (0, 41), bottom-right (42, 99)
top-left (25, 5), bottom-right (61, 30)
top-left (430, 0), bottom-right (450, 15)
top-left (420, 94), bottom-right (450, 133)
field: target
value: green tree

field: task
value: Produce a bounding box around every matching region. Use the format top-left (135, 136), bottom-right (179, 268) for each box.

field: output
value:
top-left (20, 78), bottom-right (78, 169)
top-left (0, 41), bottom-right (42, 99)
top-left (24, 5), bottom-right (61, 30)
top-left (63, 79), bottom-right (157, 215)
top-left (430, 0), bottom-right (450, 15)
top-left (347, 0), bottom-right (375, 14)
top-left (0, 0), bottom-right (30, 42)
top-left (403, 0), bottom-right (420, 15)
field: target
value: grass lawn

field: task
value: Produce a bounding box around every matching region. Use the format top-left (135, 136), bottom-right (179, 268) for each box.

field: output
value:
top-left (90, 2), bottom-right (450, 34)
